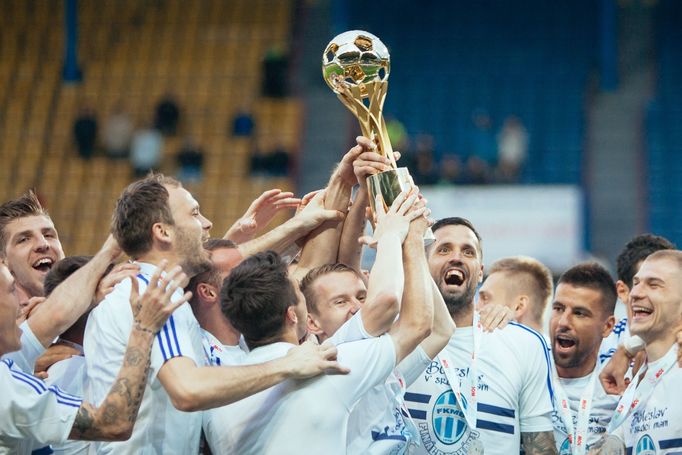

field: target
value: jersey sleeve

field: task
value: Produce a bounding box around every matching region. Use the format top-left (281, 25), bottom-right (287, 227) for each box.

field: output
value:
top-left (0, 360), bottom-right (81, 445)
top-left (330, 334), bottom-right (397, 410)
top-left (1, 320), bottom-right (46, 374)
top-left (396, 345), bottom-right (432, 387)
top-left (149, 303), bottom-right (203, 376)
top-left (518, 330), bottom-right (554, 433)
top-left (327, 311), bottom-right (372, 345)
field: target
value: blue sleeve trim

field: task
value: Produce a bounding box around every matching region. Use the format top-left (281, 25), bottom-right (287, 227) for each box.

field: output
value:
top-left (477, 403), bottom-right (515, 418)
top-left (476, 418), bottom-right (515, 434)
top-left (508, 322), bottom-right (554, 402)
top-left (169, 315), bottom-right (183, 356)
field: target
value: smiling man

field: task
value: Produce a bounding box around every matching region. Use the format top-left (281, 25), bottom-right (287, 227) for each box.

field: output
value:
top-left (603, 250), bottom-right (682, 453)
top-left (406, 217), bottom-right (557, 455)
top-left (548, 263), bottom-right (619, 453)
top-left (0, 190), bottom-right (64, 304)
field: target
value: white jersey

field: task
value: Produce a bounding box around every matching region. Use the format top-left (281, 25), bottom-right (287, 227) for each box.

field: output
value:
top-left (0, 358), bottom-right (82, 454)
top-left (29, 352), bottom-right (90, 455)
top-left (621, 345), bottom-right (682, 454)
top-left (331, 312), bottom-right (434, 454)
top-left (551, 366), bottom-right (619, 453)
top-left (201, 329), bottom-right (249, 366)
top-left (84, 262), bottom-right (205, 454)
top-left (203, 335), bottom-right (396, 455)
top-left (405, 322), bottom-right (554, 455)
top-left (1, 320), bottom-right (45, 373)
top-left (599, 317), bottom-right (629, 364)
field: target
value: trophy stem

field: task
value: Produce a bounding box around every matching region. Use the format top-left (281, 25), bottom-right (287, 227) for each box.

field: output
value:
top-left (366, 168), bottom-right (435, 245)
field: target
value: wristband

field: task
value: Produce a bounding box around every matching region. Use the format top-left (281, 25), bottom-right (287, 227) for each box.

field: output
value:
top-left (622, 335), bottom-right (646, 358)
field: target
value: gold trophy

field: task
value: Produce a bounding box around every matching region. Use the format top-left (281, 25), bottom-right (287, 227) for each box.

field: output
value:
top-left (322, 30), bottom-right (434, 242)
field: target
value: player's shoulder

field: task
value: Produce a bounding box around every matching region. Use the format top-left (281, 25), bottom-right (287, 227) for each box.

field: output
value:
top-left (492, 322), bottom-right (551, 352)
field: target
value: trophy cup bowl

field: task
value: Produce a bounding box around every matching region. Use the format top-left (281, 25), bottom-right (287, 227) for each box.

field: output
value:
top-left (322, 30), bottom-right (434, 244)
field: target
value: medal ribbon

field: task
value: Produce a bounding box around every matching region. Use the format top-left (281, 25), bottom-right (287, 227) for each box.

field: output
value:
top-left (552, 366), bottom-right (598, 455)
top-left (606, 345), bottom-right (678, 433)
top-left (438, 311), bottom-right (482, 430)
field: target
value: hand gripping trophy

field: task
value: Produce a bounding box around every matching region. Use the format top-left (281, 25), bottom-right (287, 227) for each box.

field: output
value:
top-left (322, 30), bottom-right (434, 242)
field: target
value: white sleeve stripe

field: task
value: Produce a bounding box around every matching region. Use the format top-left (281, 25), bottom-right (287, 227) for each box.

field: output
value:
top-left (9, 370), bottom-right (83, 407)
top-left (10, 371), bottom-right (44, 394)
top-left (48, 385), bottom-right (83, 403)
top-left (157, 315), bottom-right (183, 361)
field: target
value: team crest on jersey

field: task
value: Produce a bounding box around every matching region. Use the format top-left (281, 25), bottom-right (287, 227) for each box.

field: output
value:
top-left (559, 437), bottom-right (572, 455)
top-left (635, 434), bottom-right (656, 455)
top-left (432, 390), bottom-right (469, 445)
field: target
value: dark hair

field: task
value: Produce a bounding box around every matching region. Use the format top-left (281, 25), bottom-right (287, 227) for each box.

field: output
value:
top-left (0, 189), bottom-right (50, 256)
top-left (489, 256), bottom-right (553, 324)
top-left (186, 238), bottom-right (237, 306)
top-left (220, 251), bottom-right (297, 349)
top-left (300, 263), bottom-right (364, 314)
top-left (44, 256), bottom-right (93, 296)
top-left (616, 234), bottom-right (676, 288)
top-left (558, 262), bottom-right (617, 317)
top-left (111, 173), bottom-right (180, 258)
top-left (431, 216), bottom-right (483, 257)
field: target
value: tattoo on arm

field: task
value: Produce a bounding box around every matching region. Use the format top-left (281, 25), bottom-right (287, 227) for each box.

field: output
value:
top-left (69, 334), bottom-right (153, 441)
top-left (521, 431), bottom-right (559, 455)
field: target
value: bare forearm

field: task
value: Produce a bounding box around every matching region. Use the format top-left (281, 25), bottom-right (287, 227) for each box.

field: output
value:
top-left (30, 245), bottom-right (117, 347)
top-left (337, 188), bottom-right (368, 269)
top-left (418, 276), bottom-right (455, 359)
top-left (70, 328), bottom-right (154, 441)
top-left (399, 235), bottom-right (433, 336)
top-left (238, 218), bottom-right (309, 257)
top-left (295, 176), bottom-right (351, 278)
top-left (521, 431), bottom-right (558, 455)
top-left (367, 233), bottom-right (404, 304)
top-left (164, 357), bottom-right (294, 411)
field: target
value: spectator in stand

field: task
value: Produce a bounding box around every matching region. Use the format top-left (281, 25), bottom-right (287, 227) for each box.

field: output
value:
top-left (496, 115), bottom-right (528, 183)
top-left (466, 108), bottom-right (496, 183)
top-left (267, 142), bottom-right (290, 177)
top-left (411, 135), bottom-right (439, 185)
top-left (176, 137), bottom-right (205, 183)
top-left (262, 45), bottom-right (289, 98)
top-left (438, 153), bottom-right (464, 185)
top-left (130, 125), bottom-right (163, 177)
top-left (154, 94), bottom-right (180, 135)
top-left (103, 103), bottom-right (133, 159)
top-left (232, 108), bottom-right (255, 137)
top-left (73, 106), bottom-right (98, 159)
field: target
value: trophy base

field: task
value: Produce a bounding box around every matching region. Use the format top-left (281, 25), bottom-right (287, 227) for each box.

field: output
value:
top-left (366, 167), bottom-right (435, 245)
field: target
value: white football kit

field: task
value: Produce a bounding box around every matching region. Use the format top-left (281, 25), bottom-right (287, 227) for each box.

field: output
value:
top-left (84, 262), bottom-right (205, 454)
top-left (203, 334), bottom-right (396, 455)
top-left (329, 312), bottom-right (433, 455)
top-left (201, 329), bottom-right (248, 367)
top-left (599, 317), bottom-right (629, 364)
top-left (551, 365), bottom-right (619, 454)
top-left (617, 345), bottom-right (682, 454)
top-left (1, 319), bottom-right (45, 373)
top-left (0, 357), bottom-right (82, 454)
top-left (405, 321), bottom-right (554, 455)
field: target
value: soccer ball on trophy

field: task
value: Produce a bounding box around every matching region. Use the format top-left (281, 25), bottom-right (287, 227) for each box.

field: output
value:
top-left (322, 30), bottom-right (390, 97)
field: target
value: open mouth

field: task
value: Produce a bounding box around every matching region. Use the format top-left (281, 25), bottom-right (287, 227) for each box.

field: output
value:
top-left (444, 268), bottom-right (465, 286)
top-left (555, 334), bottom-right (576, 350)
top-left (32, 257), bottom-right (54, 273)
top-left (632, 305), bottom-right (653, 320)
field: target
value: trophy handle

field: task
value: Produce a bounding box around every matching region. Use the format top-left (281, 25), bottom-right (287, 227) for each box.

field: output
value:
top-left (335, 80), bottom-right (396, 168)
top-left (366, 168), bottom-right (435, 245)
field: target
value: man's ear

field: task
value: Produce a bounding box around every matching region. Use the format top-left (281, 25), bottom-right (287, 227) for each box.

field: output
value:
top-left (152, 222), bottom-right (173, 246)
top-left (306, 313), bottom-right (324, 336)
top-left (477, 265), bottom-right (484, 284)
top-left (197, 283), bottom-right (218, 304)
top-left (515, 295), bottom-right (528, 318)
top-left (286, 306), bottom-right (298, 326)
top-left (602, 315), bottom-right (616, 338)
top-left (616, 280), bottom-right (630, 304)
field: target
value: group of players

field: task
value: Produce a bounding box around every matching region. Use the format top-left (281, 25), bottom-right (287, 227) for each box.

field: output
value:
top-left (1, 136), bottom-right (681, 454)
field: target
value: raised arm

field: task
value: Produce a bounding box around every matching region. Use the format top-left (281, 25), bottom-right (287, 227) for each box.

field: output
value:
top-left (28, 236), bottom-right (121, 348)
top-left (69, 263), bottom-right (189, 441)
top-left (292, 141), bottom-right (369, 280)
top-left (223, 189), bottom-right (301, 244)
top-left (237, 191), bottom-right (343, 258)
top-left (337, 136), bottom-right (392, 269)
top-left (157, 341), bottom-right (348, 412)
